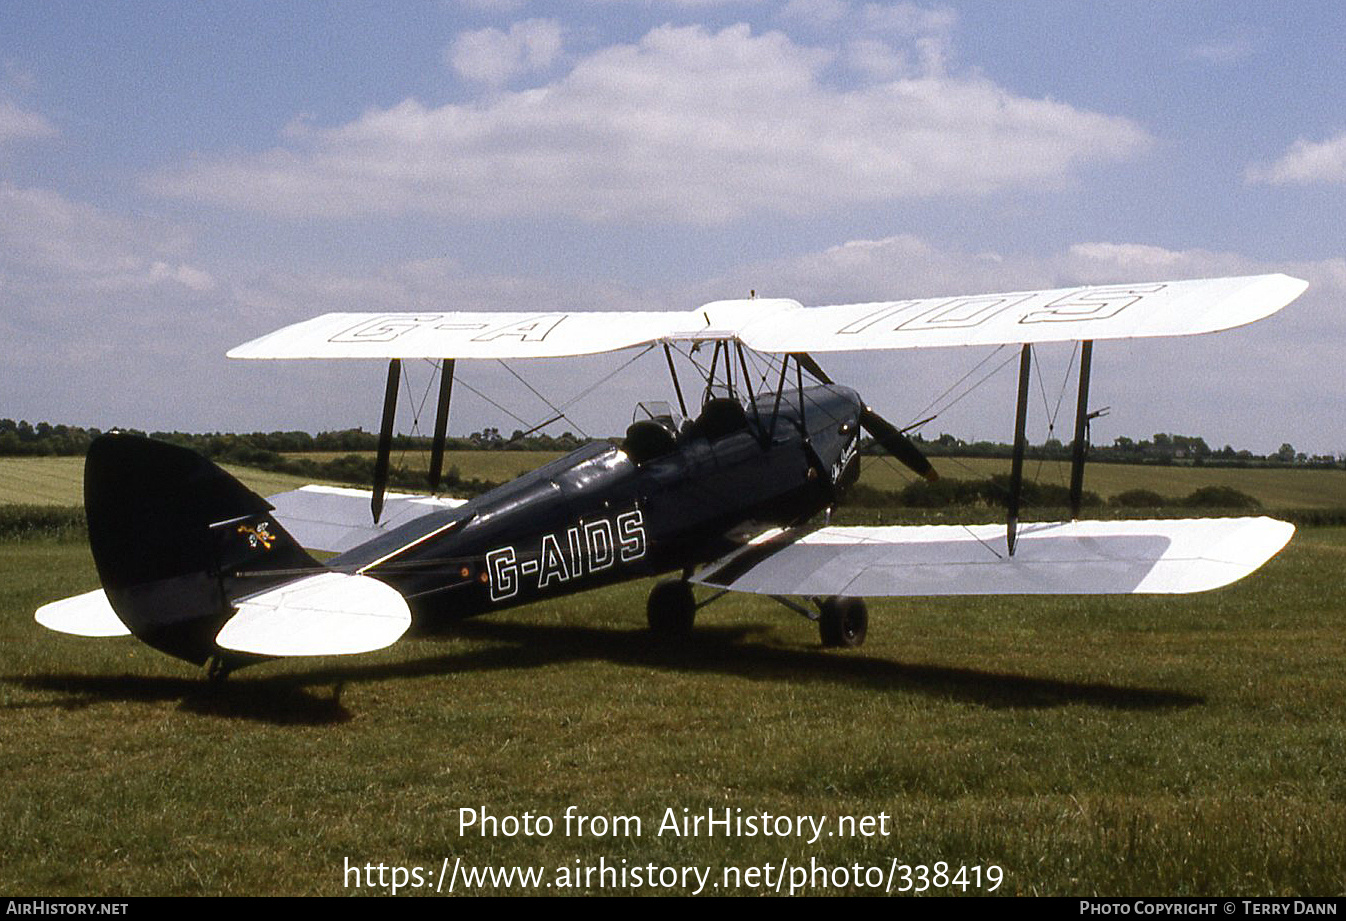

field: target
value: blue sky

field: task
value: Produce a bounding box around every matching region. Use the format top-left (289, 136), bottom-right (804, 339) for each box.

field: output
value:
top-left (3, 1), bottom-right (1344, 457)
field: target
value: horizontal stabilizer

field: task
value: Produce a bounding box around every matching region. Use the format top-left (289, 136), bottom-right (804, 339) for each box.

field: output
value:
top-left (35, 589), bottom-right (131, 637)
top-left (268, 485), bottom-right (466, 554)
top-left (215, 571), bottom-right (412, 657)
top-left (693, 517), bottom-right (1294, 597)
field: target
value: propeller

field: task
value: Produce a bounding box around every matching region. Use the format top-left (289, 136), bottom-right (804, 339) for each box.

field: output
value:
top-left (859, 406), bottom-right (939, 483)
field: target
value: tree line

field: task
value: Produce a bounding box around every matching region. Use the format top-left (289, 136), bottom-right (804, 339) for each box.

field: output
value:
top-left (1, 418), bottom-right (1341, 469)
top-left (898, 431), bottom-right (1343, 469)
top-left (0, 420), bottom-right (584, 458)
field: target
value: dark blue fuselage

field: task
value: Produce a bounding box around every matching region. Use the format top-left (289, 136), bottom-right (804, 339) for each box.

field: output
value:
top-left (335, 384), bottom-right (864, 625)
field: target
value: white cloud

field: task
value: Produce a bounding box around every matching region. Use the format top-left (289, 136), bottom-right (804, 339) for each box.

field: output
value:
top-left (0, 99), bottom-right (56, 143)
top-left (0, 184), bottom-right (239, 430)
top-left (446, 18), bottom-right (564, 86)
top-left (1065, 242), bottom-right (1186, 270)
top-left (0, 183), bottom-right (212, 293)
top-left (845, 37), bottom-right (909, 80)
top-left (149, 23), bottom-right (1150, 225)
top-left (1247, 132), bottom-right (1346, 186)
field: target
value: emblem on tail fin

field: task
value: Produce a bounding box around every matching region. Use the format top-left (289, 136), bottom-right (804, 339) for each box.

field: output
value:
top-left (237, 521), bottom-right (276, 550)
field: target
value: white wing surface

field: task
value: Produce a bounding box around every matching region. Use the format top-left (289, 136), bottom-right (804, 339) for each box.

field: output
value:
top-left (737, 274), bottom-right (1307, 353)
top-left (692, 517), bottom-right (1294, 597)
top-left (227, 275), bottom-right (1304, 359)
top-left (215, 572), bottom-right (412, 656)
top-left (267, 484), bottom-right (467, 554)
top-left (228, 309), bottom-right (709, 360)
top-left (34, 588), bottom-right (131, 637)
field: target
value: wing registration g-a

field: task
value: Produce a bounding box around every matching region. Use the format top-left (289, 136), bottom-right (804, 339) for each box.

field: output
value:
top-left (37, 271), bottom-right (1308, 676)
top-left (227, 274), bottom-right (1307, 360)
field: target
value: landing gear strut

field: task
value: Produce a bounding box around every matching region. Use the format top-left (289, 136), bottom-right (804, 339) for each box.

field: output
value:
top-left (647, 579), bottom-right (696, 638)
top-left (817, 596), bottom-right (867, 648)
top-left (205, 653), bottom-right (235, 684)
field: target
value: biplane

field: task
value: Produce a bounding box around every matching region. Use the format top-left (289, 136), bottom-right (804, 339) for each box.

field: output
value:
top-left (35, 273), bottom-right (1307, 678)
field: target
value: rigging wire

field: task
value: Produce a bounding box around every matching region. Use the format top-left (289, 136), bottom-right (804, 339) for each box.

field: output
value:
top-left (447, 345), bottom-right (659, 444)
top-left (905, 345), bottom-right (1009, 429)
top-left (385, 359), bottom-right (440, 481)
top-left (496, 359), bottom-right (589, 440)
top-left (1031, 342), bottom-right (1079, 487)
top-left (452, 376), bottom-right (533, 430)
top-left (556, 345), bottom-right (656, 413)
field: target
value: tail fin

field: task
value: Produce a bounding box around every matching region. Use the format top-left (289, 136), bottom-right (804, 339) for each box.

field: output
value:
top-left (85, 433), bottom-right (319, 665)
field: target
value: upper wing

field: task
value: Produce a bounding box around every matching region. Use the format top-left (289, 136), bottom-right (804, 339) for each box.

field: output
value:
top-left (692, 517), bottom-right (1294, 597)
top-left (227, 275), bottom-right (1305, 360)
top-left (736, 274), bottom-right (1307, 353)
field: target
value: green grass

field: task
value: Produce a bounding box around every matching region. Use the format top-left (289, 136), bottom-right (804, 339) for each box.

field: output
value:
top-left (3, 528), bottom-right (1345, 895)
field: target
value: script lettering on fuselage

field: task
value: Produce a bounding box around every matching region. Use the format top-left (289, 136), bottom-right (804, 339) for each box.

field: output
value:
top-left (830, 433), bottom-right (859, 484)
top-left (484, 510), bottom-right (647, 603)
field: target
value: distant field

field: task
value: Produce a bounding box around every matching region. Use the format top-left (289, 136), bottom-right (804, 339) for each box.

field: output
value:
top-left (0, 456), bottom-right (332, 506)
top-left (8, 450), bottom-right (1344, 510)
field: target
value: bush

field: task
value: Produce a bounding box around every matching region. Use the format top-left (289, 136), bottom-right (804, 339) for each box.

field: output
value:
top-left (1179, 486), bottom-right (1260, 509)
top-left (1111, 489), bottom-right (1167, 508)
top-left (983, 474), bottom-right (1101, 509)
top-left (0, 506), bottom-right (86, 540)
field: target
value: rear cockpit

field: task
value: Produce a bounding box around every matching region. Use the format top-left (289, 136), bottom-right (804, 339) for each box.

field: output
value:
top-left (622, 401), bottom-right (683, 465)
top-left (622, 397), bottom-right (759, 465)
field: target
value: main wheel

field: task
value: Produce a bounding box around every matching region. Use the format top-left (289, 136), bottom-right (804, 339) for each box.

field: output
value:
top-left (647, 579), bottom-right (696, 638)
top-left (818, 597), bottom-right (868, 647)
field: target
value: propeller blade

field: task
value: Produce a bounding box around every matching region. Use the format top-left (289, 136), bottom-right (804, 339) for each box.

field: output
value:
top-left (860, 407), bottom-right (938, 482)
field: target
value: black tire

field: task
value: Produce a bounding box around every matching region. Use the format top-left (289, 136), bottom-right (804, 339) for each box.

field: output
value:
top-left (818, 597), bottom-right (868, 647)
top-left (647, 579), bottom-right (696, 638)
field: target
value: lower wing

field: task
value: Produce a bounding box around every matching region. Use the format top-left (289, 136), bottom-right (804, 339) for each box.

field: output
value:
top-left (692, 517), bottom-right (1294, 597)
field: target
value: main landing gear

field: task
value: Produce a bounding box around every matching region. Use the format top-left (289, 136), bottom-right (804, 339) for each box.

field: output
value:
top-left (205, 653), bottom-right (236, 684)
top-left (646, 578), bottom-right (697, 638)
top-left (645, 578), bottom-right (868, 649)
top-left (816, 596), bottom-right (868, 648)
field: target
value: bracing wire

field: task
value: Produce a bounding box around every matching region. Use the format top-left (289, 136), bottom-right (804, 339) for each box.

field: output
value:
top-left (906, 345), bottom-right (1009, 429)
top-left (1031, 342), bottom-right (1079, 487)
top-left (496, 359), bottom-right (589, 440)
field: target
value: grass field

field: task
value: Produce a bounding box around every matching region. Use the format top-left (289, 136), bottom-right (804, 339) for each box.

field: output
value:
top-left (3, 523), bottom-right (1344, 895)
top-left (8, 451), bottom-right (1345, 511)
top-left (0, 456), bottom-right (333, 506)
top-left (283, 449), bottom-right (569, 486)
top-left (858, 455), bottom-right (1346, 510)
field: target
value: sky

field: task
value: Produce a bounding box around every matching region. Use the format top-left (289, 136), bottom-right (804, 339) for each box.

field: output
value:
top-left (3, 1), bottom-right (1344, 458)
